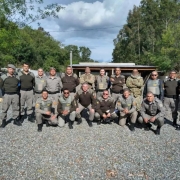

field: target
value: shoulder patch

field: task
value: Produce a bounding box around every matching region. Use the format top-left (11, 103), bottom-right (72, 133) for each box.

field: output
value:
top-left (35, 103), bottom-right (40, 108)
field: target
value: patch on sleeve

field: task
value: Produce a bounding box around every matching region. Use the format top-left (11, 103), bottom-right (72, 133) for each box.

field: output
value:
top-left (117, 101), bottom-right (121, 106)
top-left (35, 103), bottom-right (40, 108)
top-left (53, 101), bottom-right (57, 106)
top-left (159, 103), bottom-right (163, 108)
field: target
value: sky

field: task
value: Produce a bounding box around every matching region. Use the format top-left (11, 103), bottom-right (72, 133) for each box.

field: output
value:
top-left (32, 0), bottom-right (141, 62)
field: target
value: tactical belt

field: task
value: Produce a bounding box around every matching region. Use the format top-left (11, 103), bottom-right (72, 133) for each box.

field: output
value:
top-left (21, 88), bottom-right (33, 91)
top-left (164, 95), bottom-right (177, 98)
top-left (48, 91), bottom-right (59, 94)
top-left (5, 92), bottom-right (18, 95)
top-left (35, 91), bottom-right (42, 94)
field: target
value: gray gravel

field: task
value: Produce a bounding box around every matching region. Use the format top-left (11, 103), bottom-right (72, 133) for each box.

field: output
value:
top-left (0, 104), bottom-right (180, 180)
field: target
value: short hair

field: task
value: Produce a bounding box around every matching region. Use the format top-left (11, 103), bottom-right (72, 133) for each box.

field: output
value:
top-left (151, 71), bottom-right (158, 75)
top-left (82, 82), bottom-right (89, 86)
top-left (62, 88), bottom-right (69, 92)
top-left (38, 68), bottom-right (43, 71)
top-left (170, 70), bottom-right (177, 74)
top-left (66, 66), bottom-right (72, 69)
top-left (115, 67), bottom-right (121, 71)
top-left (103, 90), bottom-right (109, 94)
top-left (146, 91), bottom-right (154, 96)
top-left (123, 88), bottom-right (130, 93)
top-left (23, 62), bottom-right (30, 66)
top-left (132, 69), bottom-right (138, 72)
top-left (42, 90), bottom-right (48, 94)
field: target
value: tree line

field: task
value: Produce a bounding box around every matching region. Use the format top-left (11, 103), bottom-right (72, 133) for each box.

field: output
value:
top-left (113, 0), bottom-right (180, 72)
top-left (0, 0), bottom-right (94, 72)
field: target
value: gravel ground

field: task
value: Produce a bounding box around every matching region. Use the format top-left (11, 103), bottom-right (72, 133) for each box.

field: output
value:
top-left (0, 104), bottom-right (180, 180)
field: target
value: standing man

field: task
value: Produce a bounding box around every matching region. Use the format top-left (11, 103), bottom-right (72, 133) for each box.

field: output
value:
top-left (95, 68), bottom-right (110, 99)
top-left (143, 71), bottom-right (164, 101)
top-left (116, 88), bottom-right (138, 131)
top-left (35, 90), bottom-right (58, 132)
top-left (61, 66), bottom-right (79, 98)
top-left (0, 64), bottom-right (22, 128)
top-left (34, 68), bottom-right (47, 103)
top-left (126, 69), bottom-right (144, 98)
top-left (110, 67), bottom-right (125, 102)
top-left (138, 92), bottom-right (165, 135)
top-left (57, 88), bottom-right (77, 129)
top-left (95, 90), bottom-right (117, 125)
top-left (163, 70), bottom-right (180, 128)
top-left (80, 67), bottom-right (95, 90)
top-left (46, 67), bottom-right (63, 108)
top-left (75, 82), bottom-right (96, 127)
top-left (18, 62), bottom-right (35, 123)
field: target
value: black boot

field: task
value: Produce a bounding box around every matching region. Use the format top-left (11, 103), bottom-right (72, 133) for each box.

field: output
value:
top-left (37, 124), bottom-right (43, 132)
top-left (0, 119), bottom-right (6, 128)
top-left (129, 123), bottom-right (135, 132)
top-left (77, 118), bottom-right (82, 125)
top-left (68, 121), bottom-right (73, 129)
top-left (173, 119), bottom-right (177, 127)
top-left (105, 118), bottom-right (112, 124)
top-left (45, 120), bottom-right (50, 127)
top-left (175, 124), bottom-right (180, 131)
top-left (13, 117), bottom-right (22, 126)
top-left (97, 120), bottom-right (101, 125)
top-left (144, 123), bottom-right (152, 131)
top-left (155, 126), bottom-right (161, 135)
top-left (28, 114), bottom-right (35, 123)
top-left (20, 115), bottom-right (25, 123)
top-left (87, 119), bottom-right (93, 127)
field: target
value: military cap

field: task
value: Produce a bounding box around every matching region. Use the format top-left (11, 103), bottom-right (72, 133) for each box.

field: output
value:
top-left (7, 64), bottom-right (16, 70)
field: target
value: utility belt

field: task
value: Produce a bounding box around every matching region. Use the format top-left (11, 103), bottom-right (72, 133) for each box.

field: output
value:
top-left (47, 91), bottom-right (59, 94)
top-left (5, 92), bottom-right (18, 95)
top-left (96, 89), bottom-right (107, 92)
top-left (164, 95), bottom-right (177, 99)
top-left (35, 91), bottom-right (42, 94)
top-left (21, 88), bottom-right (33, 91)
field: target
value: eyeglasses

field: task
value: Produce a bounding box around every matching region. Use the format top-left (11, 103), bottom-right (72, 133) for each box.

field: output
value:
top-left (103, 93), bottom-right (109, 95)
top-left (151, 74), bottom-right (157, 76)
top-left (64, 92), bottom-right (69, 94)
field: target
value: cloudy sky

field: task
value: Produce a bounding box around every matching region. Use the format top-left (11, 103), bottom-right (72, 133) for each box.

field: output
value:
top-left (32, 0), bottom-right (141, 62)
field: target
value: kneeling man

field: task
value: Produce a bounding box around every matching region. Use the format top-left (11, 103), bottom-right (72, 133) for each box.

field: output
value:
top-left (138, 92), bottom-right (165, 135)
top-left (95, 90), bottom-right (117, 124)
top-left (35, 90), bottom-right (58, 132)
top-left (57, 88), bottom-right (77, 129)
top-left (116, 88), bottom-right (138, 131)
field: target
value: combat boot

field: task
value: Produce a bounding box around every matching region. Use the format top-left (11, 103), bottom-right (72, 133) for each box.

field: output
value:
top-left (129, 123), bottom-right (135, 132)
top-left (155, 126), bottom-right (161, 135)
top-left (77, 118), bottom-right (82, 125)
top-left (172, 119), bottom-right (177, 127)
top-left (37, 124), bottom-right (43, 132)
top-left (20, 115), bottom-right (25, 123)
top-left (68, 121), bottom-right (73, 129)
top-left (97, 120), bottom-right (101, 125)
top-left (0, 119), bottom-right (6, 128)
top-left (175, 124), bottom-right (180, 131)
top-left (144, 123), bottom-right (152, 131)
top-left (28, 114), bottom-right (35, 123)
top-left (13, 117), bottom-right (22, 126)
top-left (87, 119), bottom-right (93, 127)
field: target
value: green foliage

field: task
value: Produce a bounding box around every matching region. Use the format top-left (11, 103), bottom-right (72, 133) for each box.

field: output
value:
top-left (113, 0), bottom-right (180, 71)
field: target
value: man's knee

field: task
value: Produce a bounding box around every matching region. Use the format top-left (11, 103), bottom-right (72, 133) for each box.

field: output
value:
top-left (119, 118), bottom-right (126, 126)
top-left (69, 111), bottom-right (76, 121)
top-left (58, 116), bottom-right (65, 127)
top-left (94, 112), bottom-right (100, 120)
top-left (138, 116), bottom-right (143, 124)
top-left (156, 117), bottom-right (164, 127)
top-left (36, 113), bottom-right (42, 124)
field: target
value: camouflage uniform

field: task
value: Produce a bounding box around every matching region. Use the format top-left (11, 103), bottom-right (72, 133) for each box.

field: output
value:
top-left (35, 97), bottom-right (58, 125)
top-left (80, 73), bottom-right (95, 90)
top-left (126, 74), bottom-right (144, 98)
top-left (116, 94), bottom-right (138, 127)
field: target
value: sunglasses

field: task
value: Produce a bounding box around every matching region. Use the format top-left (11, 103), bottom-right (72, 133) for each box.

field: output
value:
top-left (64, 92), bottom-right (69, 94)
top-left (151, 74), bottom-right (157, 76)
top-left (103, 93), bottom-right (109, 95)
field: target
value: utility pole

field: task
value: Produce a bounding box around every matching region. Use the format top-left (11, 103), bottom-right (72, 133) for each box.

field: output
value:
top-left (70, 51), bottom-right (72, 67)
top-left (138, 19), bottom-right (140, 61)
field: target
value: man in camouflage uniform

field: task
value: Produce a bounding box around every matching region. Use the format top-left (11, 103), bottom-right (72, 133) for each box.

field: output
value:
top-left (95, 68), bottom-right (110, 99)
top-left (35, 90), bottom-right (58, 132)
top-left (110, 67), bottom-right (125, 102)
top-left (80, 67), bottom-right (95, 90)
top-left (138, 92), bottom-right (165, 135)
top-left (75, 82), bottom-right (96, 127)
top-left (57, 88), bottom-right (77, 129)
top-left (0, 64), bottom-right (22, 127)
top-left (95, 90), bottom-right (117, 125)
top-left (60, 66), bottom-right (79, 98)
top-left (126, 69), bottom-right (144, 98)
top-left (18, 62), bottom-right (35, 123)
top-left (34, 68), bottom-right (47, 103)
top-left (116, 88), bottom-right (138, 131)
